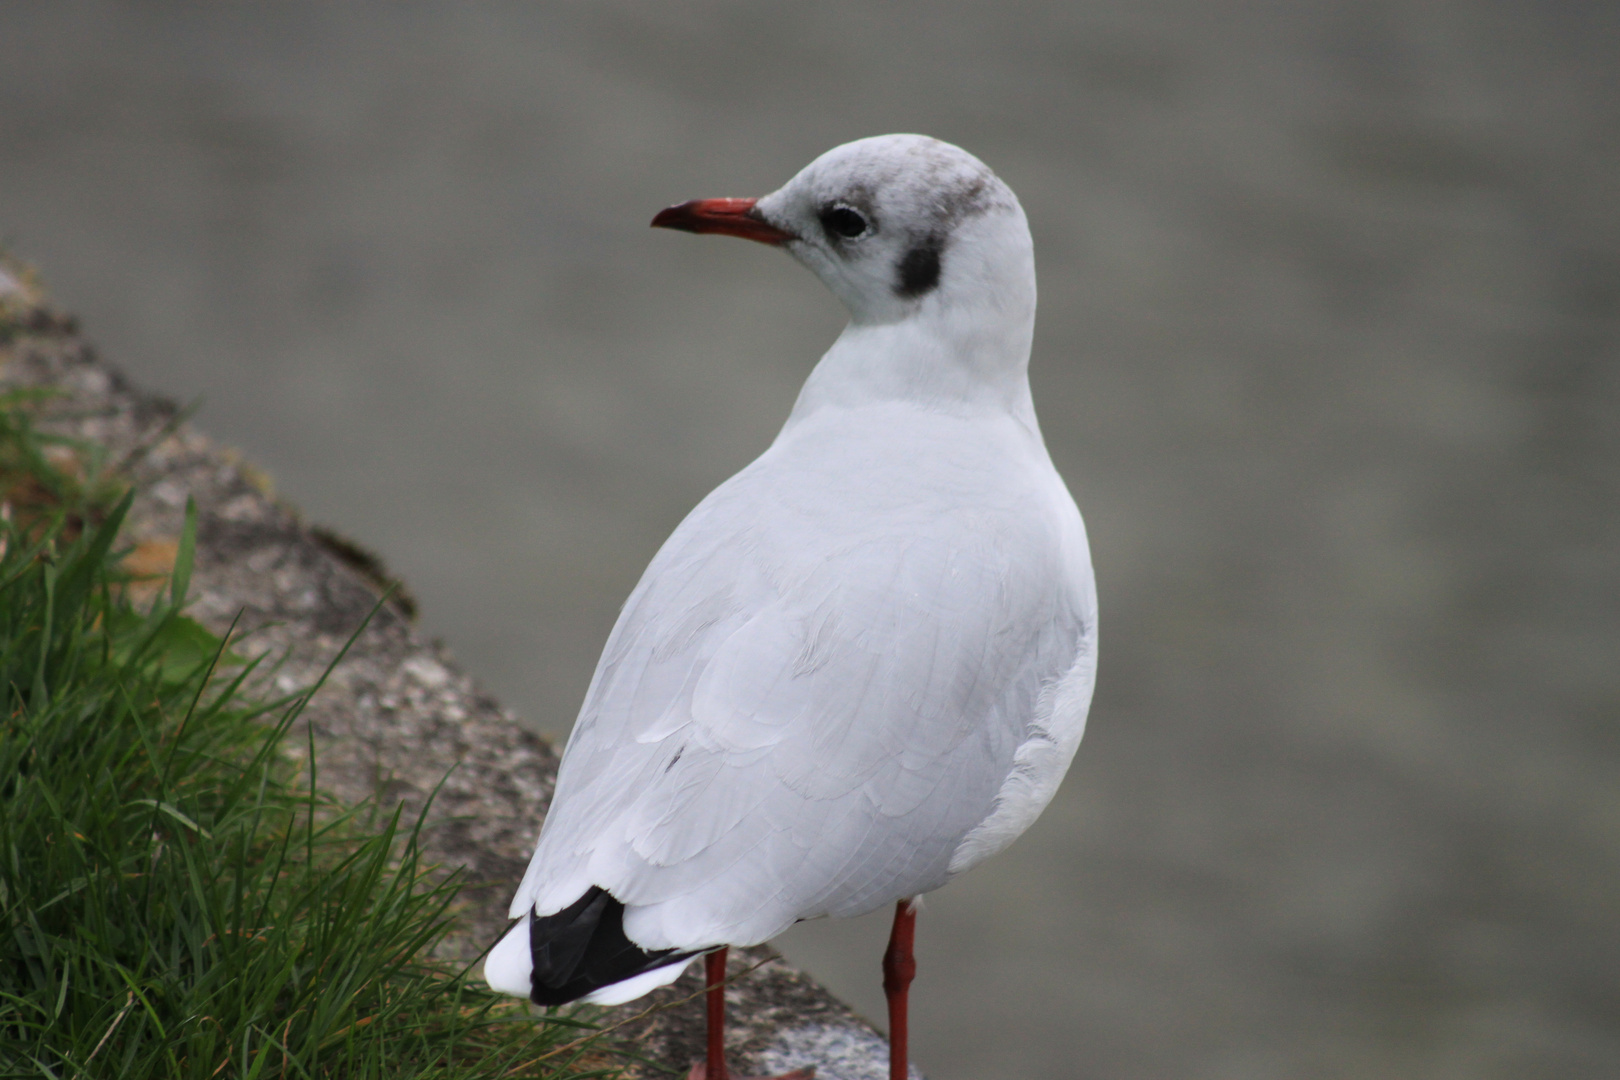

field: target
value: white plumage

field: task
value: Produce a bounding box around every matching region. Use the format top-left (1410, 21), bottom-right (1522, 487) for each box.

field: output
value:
top-left (487, 135), bottom-right (1096, 1008)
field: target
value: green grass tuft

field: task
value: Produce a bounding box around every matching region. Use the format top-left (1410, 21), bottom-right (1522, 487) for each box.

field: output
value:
top-left (0, 393), bottom-right (622, 1078)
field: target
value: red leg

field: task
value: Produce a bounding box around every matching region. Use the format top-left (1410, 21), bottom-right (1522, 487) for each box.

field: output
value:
top-left (687, 948), bottom-right (817, 1080)
top-left (693, 948), bottom-right (730, 1080)
top-left (883, 899), bottom-right (918, 1080)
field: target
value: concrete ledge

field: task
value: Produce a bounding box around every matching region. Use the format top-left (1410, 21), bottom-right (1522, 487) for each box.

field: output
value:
top-left (0, 266), bottom-right (918, 1079)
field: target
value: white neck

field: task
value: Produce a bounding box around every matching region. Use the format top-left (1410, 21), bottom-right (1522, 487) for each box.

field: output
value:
top-left (785, 296), bottom-right (1037, 431)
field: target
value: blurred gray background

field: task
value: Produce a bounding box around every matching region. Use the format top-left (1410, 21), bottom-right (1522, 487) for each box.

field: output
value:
top-left (2, 3), bottom-right (1616, 1077)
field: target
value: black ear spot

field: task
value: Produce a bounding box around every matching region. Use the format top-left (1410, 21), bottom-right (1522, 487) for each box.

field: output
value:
top-left (894, 238), bottom-right (943, 298)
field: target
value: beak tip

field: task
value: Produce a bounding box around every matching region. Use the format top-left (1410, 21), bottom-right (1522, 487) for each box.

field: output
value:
top-left (650, 202), bottom-right (697, 231)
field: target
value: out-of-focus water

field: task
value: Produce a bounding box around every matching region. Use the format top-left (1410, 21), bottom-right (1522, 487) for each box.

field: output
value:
top-left (3, 4), bottom-right (1616, 1077)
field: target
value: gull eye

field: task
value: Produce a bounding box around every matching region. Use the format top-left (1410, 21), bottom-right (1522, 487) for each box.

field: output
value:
top-left (819, 204), bottom-right (870, 241)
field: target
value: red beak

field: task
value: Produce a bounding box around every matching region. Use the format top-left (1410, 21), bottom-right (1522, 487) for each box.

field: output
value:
top-left (650, 198), bottom-right (796, 246)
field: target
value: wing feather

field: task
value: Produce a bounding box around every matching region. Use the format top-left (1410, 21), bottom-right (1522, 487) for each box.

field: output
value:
top-left (511, 408), bottom-right (1093, 951)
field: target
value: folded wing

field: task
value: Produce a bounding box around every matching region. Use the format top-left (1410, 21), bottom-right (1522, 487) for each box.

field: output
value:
top-left (512, 424), bottom-right (1092, 952)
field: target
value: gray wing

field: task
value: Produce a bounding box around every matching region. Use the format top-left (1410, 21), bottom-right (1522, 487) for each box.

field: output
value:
top-left (511, 426), bottom-right (1091, 952)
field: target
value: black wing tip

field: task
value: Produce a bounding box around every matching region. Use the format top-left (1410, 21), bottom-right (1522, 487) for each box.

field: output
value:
top-left (524, 885), bottom-right (694, 1006)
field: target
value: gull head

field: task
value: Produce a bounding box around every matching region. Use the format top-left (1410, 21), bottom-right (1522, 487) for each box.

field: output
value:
top-left (652, 135), bottom-right (1035, 331)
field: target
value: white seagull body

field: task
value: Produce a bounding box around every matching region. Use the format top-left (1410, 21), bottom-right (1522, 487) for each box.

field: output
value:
top-left (487, 136), bottom-right (1096, 1062)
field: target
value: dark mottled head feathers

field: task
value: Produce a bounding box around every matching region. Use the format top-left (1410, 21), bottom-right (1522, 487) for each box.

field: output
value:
top-left (746, 135), bottom-right (1029, 321)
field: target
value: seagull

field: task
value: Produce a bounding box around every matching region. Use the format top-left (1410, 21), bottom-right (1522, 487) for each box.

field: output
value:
top-left (485, 134), bottom-right (1097, 1080)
